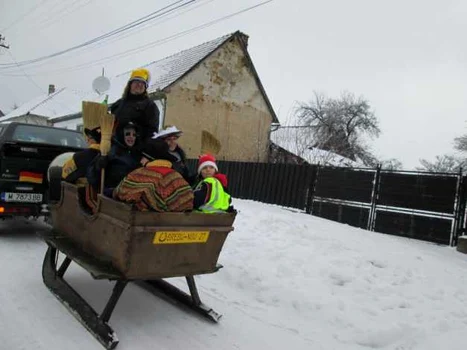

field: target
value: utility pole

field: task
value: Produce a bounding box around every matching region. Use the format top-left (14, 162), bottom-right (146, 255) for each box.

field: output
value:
top-left (0, 35), bottom-right (10, 49)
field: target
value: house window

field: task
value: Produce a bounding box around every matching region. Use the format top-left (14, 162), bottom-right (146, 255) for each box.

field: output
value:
top-left (76, 124), bottom-right (84, 132)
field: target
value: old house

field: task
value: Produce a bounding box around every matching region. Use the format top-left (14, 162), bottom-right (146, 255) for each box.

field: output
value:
top-left (1, 31), bottom-right (278, 161)
top-left (51, 31), bottom-right (279, 162)
top-left (0, 85), bottom-right (90, 126)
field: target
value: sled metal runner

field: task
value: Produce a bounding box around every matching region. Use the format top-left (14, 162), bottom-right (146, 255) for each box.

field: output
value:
top-left (137, 277), bottom-right (222, 322)
top-left (40, 232), bottom-right (223, 350)
top-left (41, 238), bottom-right (122, 350)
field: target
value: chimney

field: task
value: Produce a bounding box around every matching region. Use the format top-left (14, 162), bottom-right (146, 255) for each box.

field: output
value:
top-left (237, 32), bottom-right (249, 48)
top-left (48, 84), bottom-right (55, 95)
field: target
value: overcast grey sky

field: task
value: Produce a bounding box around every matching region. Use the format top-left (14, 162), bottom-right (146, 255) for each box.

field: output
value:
top-left (0, 0), bottom-right (466, 169)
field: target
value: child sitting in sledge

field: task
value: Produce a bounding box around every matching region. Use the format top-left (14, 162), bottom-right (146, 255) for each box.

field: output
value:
top-left (193, 154), bottom-right (232, 213)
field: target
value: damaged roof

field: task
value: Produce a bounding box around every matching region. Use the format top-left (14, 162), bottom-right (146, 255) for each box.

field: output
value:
top-left (98, 31), bottom-right (278, 122)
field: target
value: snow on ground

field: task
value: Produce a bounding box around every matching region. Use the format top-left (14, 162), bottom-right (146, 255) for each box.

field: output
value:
top-left (1, 199), bottom-right (467, 350)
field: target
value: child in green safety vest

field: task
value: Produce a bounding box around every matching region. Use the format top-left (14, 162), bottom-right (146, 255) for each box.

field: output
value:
top-left (193, 154), bottom-right (232, 213)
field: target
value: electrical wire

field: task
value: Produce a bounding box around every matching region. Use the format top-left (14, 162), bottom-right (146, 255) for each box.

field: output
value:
top-left (1, 0), bottom-right (214, 74)
top-left (4, 0), bottom-right (67, 36)
top-left (33, 0), bottom-right (94, 34)
top-left (0, 0), bottom-right (196, 69)
top-left (0, 0), bottom-right (189, 68)
top-left (1, 0), bottom-right (49, 32)
top-left (83, 0), bottom-right (216, 53)
top-left (0, 0), bottom-right (274, 77)
top-left (7, 51), bottom-right (44, 93)
top-left (6, 50), bottom-right (76, 115)
top-left (0, 0), bottom-right (216, 77)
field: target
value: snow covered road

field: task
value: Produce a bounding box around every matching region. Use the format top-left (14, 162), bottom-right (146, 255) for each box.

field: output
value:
top-left (1, 199), bottom-right (466, 349)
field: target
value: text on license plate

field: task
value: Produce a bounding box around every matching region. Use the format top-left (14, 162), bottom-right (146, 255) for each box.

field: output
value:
top-left (1, 192), bottom-right (43, 203)
top-left (153, 231), bottom-right (210, 245)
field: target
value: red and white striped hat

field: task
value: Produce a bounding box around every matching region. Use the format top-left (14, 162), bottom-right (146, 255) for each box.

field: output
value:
top-left (197, 154), bottom-right (218, 174)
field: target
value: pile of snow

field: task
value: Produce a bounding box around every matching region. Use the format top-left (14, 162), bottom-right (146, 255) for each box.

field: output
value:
top-left (1, 199), bottom-right (467, 349)
top-left (271, 127), bottom-right (363, 167)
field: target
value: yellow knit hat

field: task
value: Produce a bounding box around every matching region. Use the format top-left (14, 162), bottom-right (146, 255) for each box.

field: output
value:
top-left (129, 68), bottom-right (150, 87)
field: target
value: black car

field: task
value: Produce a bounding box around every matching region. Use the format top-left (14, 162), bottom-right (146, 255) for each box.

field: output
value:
top-left (0, 122), bottom-right (86, 219)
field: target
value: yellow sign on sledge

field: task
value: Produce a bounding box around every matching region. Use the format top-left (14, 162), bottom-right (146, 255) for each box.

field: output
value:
top-left (153, 231), bottom-right (210, 244)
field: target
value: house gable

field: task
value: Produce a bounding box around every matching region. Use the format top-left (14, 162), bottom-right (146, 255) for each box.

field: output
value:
top-left (162, 36), bottom-right (275, 162)
top-left (164, 32), bottom-right (278, 123)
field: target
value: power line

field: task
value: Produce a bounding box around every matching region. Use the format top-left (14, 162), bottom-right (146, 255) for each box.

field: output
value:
top-left (93, 0), bottom-right (275, 66)
top-left (1, 0), bottom-right (49, 32)
top-left (31, 0), bottom-right (94, 34)
top-left (0, 0), bottom-right (191, 68)
top-left (0, 0), bottom-right (197, 70)
top-left (2, 0), bottom-right (63, 36)
top-left (0, 0), bottom-right (274, 77)
top-left (0, 0), bottom-right (213, 74)
top-left (81, 0), bottom-right (216, 53)
top-left (7, 51), bottom-right (44, 93)
top-left (6, 51), bottom-right (76, 115)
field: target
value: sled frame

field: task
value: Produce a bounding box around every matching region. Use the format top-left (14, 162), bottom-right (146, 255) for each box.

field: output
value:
top-left (39, 231), bottom-right (222, 349)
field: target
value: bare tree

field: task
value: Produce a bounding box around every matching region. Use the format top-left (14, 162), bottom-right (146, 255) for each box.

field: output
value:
top-left (294, 91), bottom-right (380, 164)
top-left (454, 134), bottom-right (467, 153)
top-left (380, 158), bottom-right (403, 171)
top-left (416, 155), bottom-right (465, 173)
top-left (270, 108), bottom-right (361, 167)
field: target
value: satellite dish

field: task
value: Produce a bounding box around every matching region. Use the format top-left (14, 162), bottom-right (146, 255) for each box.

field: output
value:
top-left (92, 75), bottom-right (110, 95)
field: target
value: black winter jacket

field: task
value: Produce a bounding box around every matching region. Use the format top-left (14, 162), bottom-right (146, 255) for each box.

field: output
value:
top-left (87, 140), bottom-right (141, 190)
top-left (110, 93), bottom-right (159, 142)
top-left (63, 146), bottom-right (100, 183)
top-left (169, 145), bottom-right (196, 185)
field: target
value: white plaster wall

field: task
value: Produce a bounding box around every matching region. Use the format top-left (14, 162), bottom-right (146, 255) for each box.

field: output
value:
top-left (177, 38), bottom-right (271, 115)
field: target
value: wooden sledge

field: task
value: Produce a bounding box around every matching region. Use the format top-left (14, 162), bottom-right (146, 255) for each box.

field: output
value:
top-left (39, 182), bottom-right (236, 349)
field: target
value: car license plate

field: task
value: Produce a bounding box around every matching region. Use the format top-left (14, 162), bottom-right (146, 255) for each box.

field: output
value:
top-left (1, 192), bottom-right (43, 203)
top-left (153, 231), bottom-right (210, 244)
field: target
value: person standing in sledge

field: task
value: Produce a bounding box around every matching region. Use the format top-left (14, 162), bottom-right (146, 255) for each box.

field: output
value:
top-left (110, 68), bottom-right (160, 143)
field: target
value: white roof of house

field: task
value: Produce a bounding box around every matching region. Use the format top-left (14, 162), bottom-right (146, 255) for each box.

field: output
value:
top-left (109, 33), bottom-right (232, 103)
top-left (270, 127), bottom-right (363, 167)
top-left (0, 88), bottom-right (95, 122)
top-left (2, 33), bottom-right (234, 123)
